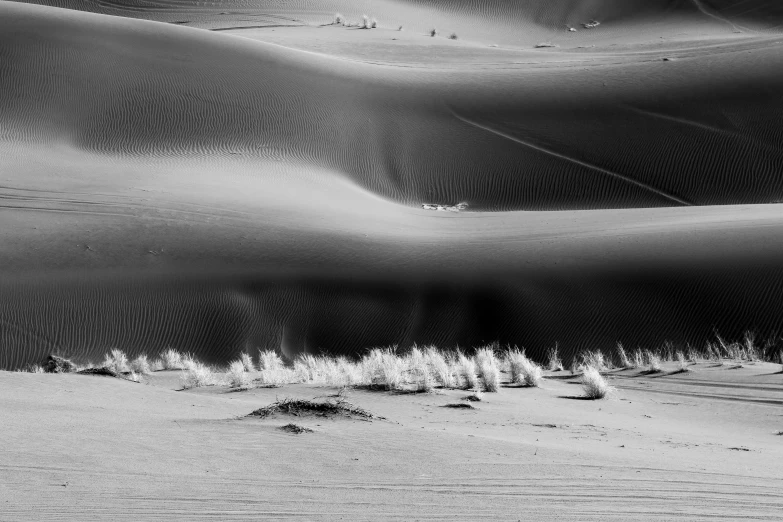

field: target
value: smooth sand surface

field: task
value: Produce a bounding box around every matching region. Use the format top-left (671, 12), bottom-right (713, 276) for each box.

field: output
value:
top-left (3, 0), bottom-right (783, 368)
top-left (2, 364), bottom-right (782, 520)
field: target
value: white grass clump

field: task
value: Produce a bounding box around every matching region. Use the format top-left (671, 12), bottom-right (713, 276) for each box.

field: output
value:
top-left (103, 349), bottom-right (129, 374)
top-left (129, 355), bottom-right (151, 375)
top-left (646, 350), bottom-right (662, 373)
top-left (581, 350), bottom-right (608, 371)
top-left (676, 351), bottom-right (689, 372)
top-left (406, 347), bottom-right (435, 392)
top-left (181, 362), bottom-right (217, 389)
top-left (633, 349), bottom-right (644, 369)
top-left (581, 366), bottom-right (612, 399)
top-left (362, 348), bottom-right (405, 391)
top-left (424, 347), bottom-right (455, 388)
top-left (259, 350), bottom-right (284, 371)
top-left (616, 342), bottom-right (632, 369)
top-left (240, 352), bottom-right (256, 372)
top-left (227, 360), bottom-right (251, 389)
top-left (457, 352), bottom-right (479, 389)
top-left (547, 343), bottom-right (564, 371)
top-left (160, 349), bottom-right (184, 370)
top-left (506, 348), bottom-right (542, 387)
top-left (473, 347), bottom-right (500, 392)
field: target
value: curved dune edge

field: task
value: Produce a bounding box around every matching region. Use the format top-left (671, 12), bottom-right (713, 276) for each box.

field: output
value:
top-left (3, 2), bottom-right (783, 368)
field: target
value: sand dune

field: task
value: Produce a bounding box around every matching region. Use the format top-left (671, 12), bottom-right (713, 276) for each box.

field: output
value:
top-left (2, 0), bottom-right (783, 369)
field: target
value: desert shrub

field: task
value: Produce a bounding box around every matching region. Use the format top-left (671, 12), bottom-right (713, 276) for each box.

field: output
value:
top-left (581, 366), bottom-right (612, 399)
top-left (129, 355), bottom-right (151, 375)
top-left (160, 349), bottom-right (184, 370)
top-left (581, 351), bottom-right (607, 371)
top-left (103, 349), bottom-right (129, 374)
top-left (259, 350), bottom-right (284, 371)
top-left (362, 347), bottom-right (404, 390)
top-left (181, 362), bottom-right (216, 389)
top-left (424, 347), bottom-right (455, 388)
top-left (676, 351), bottom-right (689, 371)
top-left (547, 343), bottom-right (564, 371)
top-left (430, 28), bottom-right (438, 37)
top-left (646, 350), bottom-right (662, 373)
top-left (449, 32), bottom-right (458, 40)
top-left (239, 352), bottom-right (255, 372)
top-left (633, 349), bottom-right (644, 368)
top-left (506, 349), bottom-right (542, 387)
top-left (227, 360), bottom-right (251, 388)
top-left (371, 18), bottom-right (378, 29)
top-left (474, 347), bottom-right (500, 392)
top-left (457, 352), bottom-right (479, 389)
top-left (333, 13), bottom-right (343, 25)
top-left (616, 342), bottom-right (632, 368)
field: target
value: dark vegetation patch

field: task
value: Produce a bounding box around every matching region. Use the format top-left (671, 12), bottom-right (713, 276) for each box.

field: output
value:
top-left (279, 423), bottom-right (314, 434)
top-left (728, 447), bottom-right (751, 452)
top-left (533, 423), bottom-right (559, 428)
top-left (461, 394), bottom-right (482, 402)
top-left (443, 403), bottom-right (475, 409)
top-left (43, 355), bottom-right (76, 374)
top-left (249, 398), bottom-right (377, 420)
top-left (77, 367), bottom-right (120, 377)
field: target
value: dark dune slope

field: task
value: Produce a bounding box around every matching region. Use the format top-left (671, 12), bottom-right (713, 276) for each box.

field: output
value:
top-left (3, 2), bottom-right (783, 369)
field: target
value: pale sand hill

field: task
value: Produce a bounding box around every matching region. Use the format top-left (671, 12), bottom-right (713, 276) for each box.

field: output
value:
top-left (1, 364), bottom-right (782, 520)
top-left (2, 0), bottom-right (783, 370)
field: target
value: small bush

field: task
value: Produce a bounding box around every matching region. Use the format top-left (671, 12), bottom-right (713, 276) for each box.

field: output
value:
top-left (259, 350), bottom-right (284, 371)
top-left (646, 351), bottom-right (662, 373)
top-left (430, 28), bottom-right (438, 37)
top-left (633, 349), bottom-right (644, 369)
top-left (129, 355), bottom-right (151, 375)
top-left (676, 351), bottom-right (689, 372)
top-left (581, 366), bottom-right (612, 399)
top-left (457, 353), bottom-right (479, 389)
top-left (371, 19), bottom-right (378, 29)
top-left (240, 352), bottom-right (255, 372)
top-left (616, 342), bottom-right (632, 368)
top-left (333, 13), bottom-right (343, 25)
top-left (449, 32), bottom-right (458, 40)
top-left (506, 348), bottom-right (543, 387)
top-left (547, 343), bottom-right (564, 371)
top-left (160, 349), bottom-right (184, 370)
top-left (227, 360), bottom-right (251, 388)
top-left (103, 349), bottom-right (129, 374)
top-left (425, 347), bottom-right (455, 388)
top-left (181, 362), bottom-right (216, 389)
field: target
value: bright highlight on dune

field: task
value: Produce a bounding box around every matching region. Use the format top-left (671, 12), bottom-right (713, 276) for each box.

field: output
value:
top-left (2, 0), bottom-right (783, 519)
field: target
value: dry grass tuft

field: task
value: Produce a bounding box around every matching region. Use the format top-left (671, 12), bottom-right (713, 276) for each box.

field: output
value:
top-left (279, 423), bottom-right (314, 434)
top-left (547, 343), bottom-right (564, 371)
top-left (646, 351), bottom-right (662, 373)
top-left (160, 349), bottom-right (185, 370)
top-left (581, 366), bottom-right (612, 399)
top-left (250, 397), bottom-right (375, 420)
top-left (181, 362), bottom-right (217, 389)
top-left (240, 352), bottom-right (256, 372)
top-left (616, 342), bottom-right (633, 369)
top-left (457, 352), bottom-right (479, 390)
top-left (259, 350), bottom-right (284, 371)
top-left (227, 360), bottom-right (251, 389)
top-left (103, 349), bottom-right (129, 374)
top-left (506, 348), bottom-right (542, 387)
top-left (129, 355), bottom-right (151, 375)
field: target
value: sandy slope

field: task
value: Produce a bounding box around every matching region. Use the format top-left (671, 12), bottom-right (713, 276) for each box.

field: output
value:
top-left (1, 365), bottom-right (782, 520)
top-left (2, 1), bottom-right (783, 368)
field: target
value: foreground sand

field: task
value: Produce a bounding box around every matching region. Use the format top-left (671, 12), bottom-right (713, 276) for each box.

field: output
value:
top-left (2, 363), bottom-right (782, 520)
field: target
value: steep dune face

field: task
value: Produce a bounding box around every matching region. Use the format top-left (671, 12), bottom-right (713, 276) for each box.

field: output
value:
top-left (3, 1), bottom-right (783, 368)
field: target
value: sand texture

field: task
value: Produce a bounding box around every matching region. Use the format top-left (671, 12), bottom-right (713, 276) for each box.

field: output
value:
top-left (2, 363), bottom-right (783, 520)
top-left (2, 0), bottom-right (783, 368)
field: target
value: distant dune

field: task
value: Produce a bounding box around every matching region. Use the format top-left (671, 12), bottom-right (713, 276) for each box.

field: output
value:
top-left (2, 0), bottom-right (783, 368)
